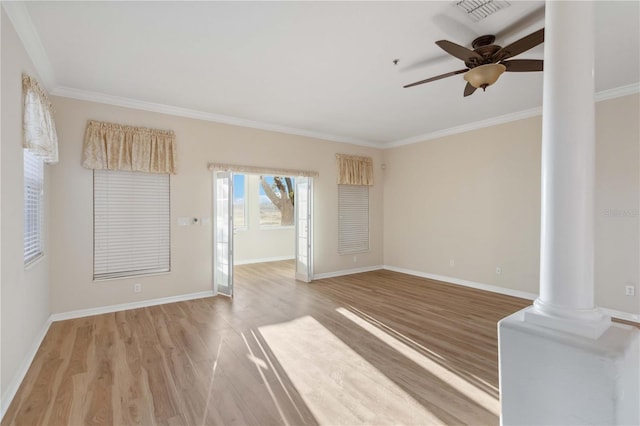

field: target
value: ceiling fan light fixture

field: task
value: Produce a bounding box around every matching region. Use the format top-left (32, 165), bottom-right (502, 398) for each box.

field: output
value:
top-left (464, 63), bottom-right (507, 91)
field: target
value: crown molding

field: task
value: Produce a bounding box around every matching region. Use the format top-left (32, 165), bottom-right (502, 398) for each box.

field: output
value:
top-left (6, 0), bottom-right (636, 150)
top-left (386, 106), bottom-right (543, 149)
top-left (2, 1), bottom-right (56, 91)
top-left (50, 86), bottom-right (382, 148)
top-left (51, 82), bottom-right (638, 151)
top-left (3, 0), bottom-right (379, 148)
top-left (387, 82), bottom-right (640, 149)
top-left (595, 82), bottom-right (640, 102)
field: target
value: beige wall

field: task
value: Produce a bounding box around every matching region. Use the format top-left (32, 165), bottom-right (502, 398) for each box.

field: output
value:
top-left (383, 117), bottom-right (542, 293)
top-left (594, 95), bottom-right (640, 314)
top-left (383, 94), bottom-right (640, 315)
top-left (234, 174), bottom-right (295, 264)
top-left (1, 10), bottom-right (52, 401)
top-left (49, 96), bottom-right (384, 314)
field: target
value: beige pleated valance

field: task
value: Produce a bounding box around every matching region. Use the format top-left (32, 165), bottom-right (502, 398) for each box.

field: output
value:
top-left (207, 163), bottom-right (318, 178)
top-left (23, 74), bottom-right (59, 163)
top-left (82, 120), bottom-right (176, 174)
top-left (336, 154), bottom-right (373, 186)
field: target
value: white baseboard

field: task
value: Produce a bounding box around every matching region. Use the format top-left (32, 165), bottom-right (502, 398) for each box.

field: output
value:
top-left (234, 255), bottom-right (295, 266)
top-left (1, 316), bottom-right (53, 421)
top-left (383, 265), bottom-right (539, 300)
top-left (1, 290), bottom-right (215, 421)
top-left (50, 290), bottom-right (215, 322)
top-left (2, 270), bottom-right (635, 423)
top-left (600, 308), bottom-right (639, 323)
top-left (383, 265), bottom-right (639, 323)
top-left (313, 265), bottom-right (383, 280)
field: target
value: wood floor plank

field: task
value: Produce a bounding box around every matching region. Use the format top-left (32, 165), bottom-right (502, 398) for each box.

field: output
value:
top-left (4, 260), bottom-right (634, 425)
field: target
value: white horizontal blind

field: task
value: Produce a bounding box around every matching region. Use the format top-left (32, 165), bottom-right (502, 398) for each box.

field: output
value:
top-left (338, 185), bottom-right (369, 254)
top-left (94, 170), bottom-right (170, 280)
top-left (24, 149), bottom-right (44, 264)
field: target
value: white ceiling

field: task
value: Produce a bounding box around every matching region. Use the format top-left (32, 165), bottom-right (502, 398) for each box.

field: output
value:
top-left (7, 1), bottom-right (640, 147)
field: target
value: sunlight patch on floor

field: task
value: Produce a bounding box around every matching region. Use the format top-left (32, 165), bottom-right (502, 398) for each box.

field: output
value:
top-left (248, 329), bottom-right (310, 423)
top-left (201, 339), bottom-right (223, 426)
top-left (259, 316), bottom-right (445, 425)
top-left (336, 307), bottom-right (500, 416)
top-left (241, 332), bottom-right (291, 426)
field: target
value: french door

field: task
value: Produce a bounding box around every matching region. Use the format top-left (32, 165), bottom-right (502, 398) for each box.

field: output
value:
top-left (213, 171), bottom-right (233, 297)
top-left (295, 177), bottom-right (313, 282)
top-left (213, 171), bottom-right (314, 294)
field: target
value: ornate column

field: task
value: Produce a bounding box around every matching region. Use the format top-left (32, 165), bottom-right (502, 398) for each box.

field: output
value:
top-left (522, 0), bottom-right (611, 338)
top-left (498, 2), bottom-right (639, 424)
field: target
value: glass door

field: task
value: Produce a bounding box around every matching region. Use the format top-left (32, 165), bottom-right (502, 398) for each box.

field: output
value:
top-left (295, 176), bottom-right (313, 282)
top-left (213, 171), bottom-right (233, 296)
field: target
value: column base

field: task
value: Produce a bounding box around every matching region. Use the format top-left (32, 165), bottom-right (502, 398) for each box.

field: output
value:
top-left (499, 308), bottom-right (640, 426)
top-left (524, 299), bottom-right (611, 339)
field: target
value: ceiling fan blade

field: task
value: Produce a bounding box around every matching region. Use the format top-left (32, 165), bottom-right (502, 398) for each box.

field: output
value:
top-left (503, 59), bottom-right (544, 72)
top-left (403, 68), bottom-right (469, 88)
top-left (463, 82), bottom-right (477, 97)
top-left (436, 40), bottom-right (482, 62)
top-left (495, 28), bottom-right (544, 61)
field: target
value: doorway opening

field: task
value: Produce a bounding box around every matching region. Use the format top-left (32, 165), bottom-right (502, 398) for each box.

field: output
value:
top-left (233, 174), bottom-right (296, 269)
top-left (212, 167), bottom-right (314, 297)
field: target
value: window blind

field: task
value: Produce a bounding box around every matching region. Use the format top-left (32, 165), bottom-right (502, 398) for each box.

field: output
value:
top-left (338, 185), bottom-right (369, 254)
top-left (24, 149), bottom-right (44, 264)
top-left (94, 170), bottom-right (170, 280)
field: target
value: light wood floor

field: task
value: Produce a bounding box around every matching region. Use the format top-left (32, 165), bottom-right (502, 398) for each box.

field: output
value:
top-left (4, 261), bottom-right (538, 425)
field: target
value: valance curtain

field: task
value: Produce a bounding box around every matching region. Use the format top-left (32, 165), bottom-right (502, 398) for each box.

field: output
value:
top-left (22, 74), bottom-right (59, 163)
top-left (207, 163), bottom-right (319, 178)
top-left (336, 154), bottom-right (373, 186)
top-left (82, 120), bottom-right (177, 174)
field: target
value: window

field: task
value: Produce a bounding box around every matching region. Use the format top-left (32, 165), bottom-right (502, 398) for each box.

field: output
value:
top-left (338, 185), bottom-right (369, 254)
top-left (259, 175), bottom-right (295, 227)
top-left (233, 174), bottom-right (247, 230)
top-left (94, 170), bottom-right (170, 280)
top-left (24, 149), bottom-right (44, 264)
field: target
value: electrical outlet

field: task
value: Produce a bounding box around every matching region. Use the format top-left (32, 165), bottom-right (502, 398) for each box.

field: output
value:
top-left (496, 267), bottom-right (502, 275)
top-left (625, 285), bottom-right (635, 296)
top-left (449, 259), bottom-right (455, 267)
top-left (353, 256), bottom-right (357, 263)
top-left (134, 283), bottom-right (141, 293)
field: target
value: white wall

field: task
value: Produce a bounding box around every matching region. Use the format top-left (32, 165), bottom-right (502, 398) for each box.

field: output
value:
top-left (383, 93), bottom-right (640, 316)
top-left (234, 174), bottom-right (295, 264)
top-left (48, 96), bottom-right (384, 314)
top-left (1, 9), bottom-right (52, 409)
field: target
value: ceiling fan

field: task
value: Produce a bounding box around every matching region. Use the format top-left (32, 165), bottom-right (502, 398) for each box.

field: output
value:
top-left (404, 28), bottom-right (544, 97)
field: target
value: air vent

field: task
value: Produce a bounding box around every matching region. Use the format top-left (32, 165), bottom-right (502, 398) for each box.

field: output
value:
top-left (456, 0), bottom-right (511, 22)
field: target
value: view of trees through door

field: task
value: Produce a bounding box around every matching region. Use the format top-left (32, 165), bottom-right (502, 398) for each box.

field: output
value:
top-left (214, 171), bottom-right (312, 294)
top-left (233, 175), bottom-right (296, 228)
top-left (259, 176), bottom-right (295, 226)
top-left (231, 174), bottom-right (297, 277)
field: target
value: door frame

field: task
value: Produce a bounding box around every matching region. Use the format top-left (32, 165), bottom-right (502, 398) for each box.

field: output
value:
top-left (212, 170), bottom-right (234, 297)
top-left (295, 176), bottom-right (313, 282)
top-left (211, 166), bottom-right (316, 294)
